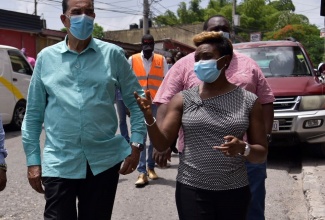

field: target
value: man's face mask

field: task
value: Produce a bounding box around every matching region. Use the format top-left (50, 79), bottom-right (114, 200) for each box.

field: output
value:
top-left (194, 56), bottom-right (226, 83)
top-left (66, 14), bottom-right (94, 40)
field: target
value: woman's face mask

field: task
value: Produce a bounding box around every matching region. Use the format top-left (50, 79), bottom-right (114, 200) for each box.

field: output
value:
top-left (194, 56), bottom-right (226, 83)
top-left (66, 14), bottom-right (94, 40)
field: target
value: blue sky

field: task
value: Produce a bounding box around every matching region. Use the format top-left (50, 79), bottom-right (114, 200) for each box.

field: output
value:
top-left (1, 0), bottom-right (323, 31)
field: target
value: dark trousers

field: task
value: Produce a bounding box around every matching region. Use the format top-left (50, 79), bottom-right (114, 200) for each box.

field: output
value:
top-left (42, 162), bottom-right (122, 220)
top-left (175, 181), bottom-right (251, 220)
top-left (246, 162), bottom-right (267, 220)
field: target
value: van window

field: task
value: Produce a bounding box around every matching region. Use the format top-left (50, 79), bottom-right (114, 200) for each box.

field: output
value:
top-left (235, 46), bottom-right (311, 78)
top-left (7, 50), bottom-right (33, 76)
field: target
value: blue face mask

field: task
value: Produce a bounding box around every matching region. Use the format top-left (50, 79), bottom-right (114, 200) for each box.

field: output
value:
top-left (194, 56), bottom-right (225, 83)
top-left (222, 32), bottom-right (230, 39)
top-left (67, 14), bottom-right (94, 40)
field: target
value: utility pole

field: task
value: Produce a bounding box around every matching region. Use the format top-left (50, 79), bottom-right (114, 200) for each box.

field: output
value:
top-left (143, 0), bottom-right (149, 35)
top-left (232, 0), bottom-right (236, 41)
top-left (34, 0), bottom-right (37, 15)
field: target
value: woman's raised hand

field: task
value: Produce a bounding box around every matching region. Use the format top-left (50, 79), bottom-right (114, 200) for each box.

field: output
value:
top-left (134, 90), bottom-right (153, 116)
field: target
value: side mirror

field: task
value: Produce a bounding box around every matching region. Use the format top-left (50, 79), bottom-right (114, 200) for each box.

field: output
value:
top-left (318, 63), bottom-right (325, 76)
top-left (316, 63), bottom-right (325, 83)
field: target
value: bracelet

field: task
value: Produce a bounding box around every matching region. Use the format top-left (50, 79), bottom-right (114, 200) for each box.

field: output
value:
top-left (144, 117), bottom-right (156, 126)
top-left (0, 164), bottom-right (7, 172)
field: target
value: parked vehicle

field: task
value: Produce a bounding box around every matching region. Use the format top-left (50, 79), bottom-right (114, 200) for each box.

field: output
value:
top-left (0, 45), bottom-right (33, 130)
top-left (233, 40), bottom-right (325, 157)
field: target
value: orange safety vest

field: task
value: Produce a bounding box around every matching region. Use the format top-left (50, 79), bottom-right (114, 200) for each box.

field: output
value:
top-left (132, 53), bottom-right (164, 99)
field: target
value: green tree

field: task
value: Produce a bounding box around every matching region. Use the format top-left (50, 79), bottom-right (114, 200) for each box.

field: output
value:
top-left (269, 0), bottom-right (295, 12)
top-left (93, 23), bottom-right (104, 39)
top-left (155, 10), bottom-right (179, 26)
top-left (152, 0), bottom-right (322, 62)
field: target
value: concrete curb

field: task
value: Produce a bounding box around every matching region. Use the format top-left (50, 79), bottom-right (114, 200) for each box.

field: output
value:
top-left (302, 163), bottom-right (325, 220)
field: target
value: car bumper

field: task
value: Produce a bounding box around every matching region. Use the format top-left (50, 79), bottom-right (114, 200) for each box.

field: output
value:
top-left (271, 110), bottom-right (325, 146)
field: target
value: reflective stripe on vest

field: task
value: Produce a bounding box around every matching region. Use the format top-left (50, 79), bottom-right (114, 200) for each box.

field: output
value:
top-left (132, 53), bottom-right (164, 99)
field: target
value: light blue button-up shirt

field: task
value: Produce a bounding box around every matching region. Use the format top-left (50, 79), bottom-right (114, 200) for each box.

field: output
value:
top-left (0, 115), bottom-right (7, 164)
top-left (22, 37), bottom-right (146, 178)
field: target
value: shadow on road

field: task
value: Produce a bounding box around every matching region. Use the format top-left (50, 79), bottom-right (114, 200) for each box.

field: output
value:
top-left (3, 125), bottom-right (22, 139)
top-left (267, 145), bottom-right (302, 174)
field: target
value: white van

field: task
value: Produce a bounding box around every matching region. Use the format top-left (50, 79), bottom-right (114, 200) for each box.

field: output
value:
top-left (0, 45), bottom-right (33, 130)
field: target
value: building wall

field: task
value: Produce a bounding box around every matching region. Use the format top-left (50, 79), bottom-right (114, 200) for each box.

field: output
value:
top-left (36, 36), bottom-right (62, 55)
top-left (105, 23), bottom-right (204, 47)
top-left (0, 29), bottom-right (37, 58)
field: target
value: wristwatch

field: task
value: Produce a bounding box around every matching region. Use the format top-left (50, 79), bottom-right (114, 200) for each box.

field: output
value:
top-left (239, 142), bottom-right (251, 156)
top-left (267, 134), bottom-right (272, 143)
top-left (130, 142), bottom-right (144, 151)
top-left (0, 164), bottom-right (7, 172)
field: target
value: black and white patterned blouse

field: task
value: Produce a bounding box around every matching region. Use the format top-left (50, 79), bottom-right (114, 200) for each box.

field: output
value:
top-left (176, 86), bottom-right (258, 191)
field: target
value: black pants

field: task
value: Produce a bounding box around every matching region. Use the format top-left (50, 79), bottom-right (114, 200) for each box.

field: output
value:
top-left (42, 162), bottom-right (122, 220)
top-left (175, 181), bottom-right (251, 220)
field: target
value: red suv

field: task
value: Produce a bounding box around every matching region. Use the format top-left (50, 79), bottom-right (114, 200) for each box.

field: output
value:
top-left (233, 40), bottom-right (325, 157)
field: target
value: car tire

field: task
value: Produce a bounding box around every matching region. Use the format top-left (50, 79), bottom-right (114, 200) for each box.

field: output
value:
top-left (10, 101), bottom-right (26, 131)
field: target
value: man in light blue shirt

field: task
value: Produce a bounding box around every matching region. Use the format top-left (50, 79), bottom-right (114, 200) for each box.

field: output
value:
top-left (22, 0), bottom-right (146, 219)
top-left (0, 115), bottom-right (7, 191)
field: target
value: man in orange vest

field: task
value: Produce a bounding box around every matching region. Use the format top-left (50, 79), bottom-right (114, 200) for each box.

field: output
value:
top-left (128, 34), bottom-right (168, 187)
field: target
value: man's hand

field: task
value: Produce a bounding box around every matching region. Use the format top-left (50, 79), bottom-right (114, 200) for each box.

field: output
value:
top-left (27, 165), bottom-right (45, 194)
top-left (0, 169), bottom-right (7, 191)
top-left (119, 145), bottom-right (140, 175)
top-left (153, 148), bottom-right (171, 167)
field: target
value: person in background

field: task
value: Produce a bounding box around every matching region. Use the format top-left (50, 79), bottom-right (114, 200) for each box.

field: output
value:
top-left (174, 51), bottom-right (185, 62)
top-left (21, 0), bottom-right (146, 219)
top-left (135, 31), bottom-right (268, 219)
top-left (0, 115), bottom-right (7, 191)
top-left (21, 48), bottom-right (36, 67)
top-left (166, 56), bottom-right (175, 70)
top-left (153, 15), bottom-right (275, 220)
top-left (128, 34), bottom-right (168, 187)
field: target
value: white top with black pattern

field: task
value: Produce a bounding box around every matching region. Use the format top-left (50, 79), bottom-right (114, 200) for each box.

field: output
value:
top-left (177, 86), bottom-right (258, 191)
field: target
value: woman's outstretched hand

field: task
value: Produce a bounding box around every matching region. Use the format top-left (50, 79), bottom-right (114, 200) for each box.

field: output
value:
top-left (134, 90), bottom-right (153, 116)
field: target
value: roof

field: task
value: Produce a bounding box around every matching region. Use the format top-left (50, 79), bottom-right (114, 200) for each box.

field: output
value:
top-left (233, 40), bottom-right (300, 49)
top-left (0, 9), bottom-right (43, 33)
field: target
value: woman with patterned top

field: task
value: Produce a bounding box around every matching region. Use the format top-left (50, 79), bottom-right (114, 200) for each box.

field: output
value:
top-left (134, 31), bottom-right (268, 220)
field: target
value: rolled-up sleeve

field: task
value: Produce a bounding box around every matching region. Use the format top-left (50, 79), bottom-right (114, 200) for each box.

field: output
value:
top-left (254, 65), bottom-right (275, 104)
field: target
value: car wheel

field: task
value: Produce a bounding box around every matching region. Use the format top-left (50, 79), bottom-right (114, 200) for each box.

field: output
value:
top-left (10, 101), bottom-right (26, 131)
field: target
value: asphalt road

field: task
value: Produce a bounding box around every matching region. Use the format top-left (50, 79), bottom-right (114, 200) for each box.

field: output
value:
top-left (0, 128), bottom-right (324, 220)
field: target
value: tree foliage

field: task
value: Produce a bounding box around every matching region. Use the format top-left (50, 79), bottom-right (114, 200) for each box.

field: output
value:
top-left (93, 23), bottom-right (104, 39)
top-left (152, 0), bottom-right (323, 65)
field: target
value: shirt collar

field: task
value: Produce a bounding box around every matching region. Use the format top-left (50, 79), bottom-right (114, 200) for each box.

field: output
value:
top-left (60, 35), bottom-right (99, 54)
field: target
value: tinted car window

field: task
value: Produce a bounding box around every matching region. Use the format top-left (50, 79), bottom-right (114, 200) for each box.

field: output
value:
top-left (7, 50), bottom-right (33, 76)
top-left (235, 46), bottom-right (311, 77)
